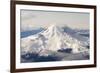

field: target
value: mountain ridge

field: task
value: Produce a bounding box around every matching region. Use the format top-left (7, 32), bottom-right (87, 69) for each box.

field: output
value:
top-left (21, 24), bottom-right (89, 56)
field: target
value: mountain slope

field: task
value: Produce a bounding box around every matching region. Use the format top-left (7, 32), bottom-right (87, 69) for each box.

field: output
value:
top-left (21, 24), bottom-right (89, 56)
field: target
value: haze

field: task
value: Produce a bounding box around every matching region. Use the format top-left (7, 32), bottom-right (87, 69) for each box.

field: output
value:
top-left (21, 10), bottom-right (90, 31)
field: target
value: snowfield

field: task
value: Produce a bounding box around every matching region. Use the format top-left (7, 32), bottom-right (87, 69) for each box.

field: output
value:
top-left (21, 24), bottom-right (90, 62)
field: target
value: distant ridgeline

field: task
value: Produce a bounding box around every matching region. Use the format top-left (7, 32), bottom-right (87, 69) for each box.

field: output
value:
top-left (21, 26), bottom-right (89, 38)
top-left (21, 28), bottom-right (45, 38)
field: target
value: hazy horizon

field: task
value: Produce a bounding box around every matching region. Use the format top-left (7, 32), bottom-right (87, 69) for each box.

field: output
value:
top-left (21, 9), bottom-right (90, 31)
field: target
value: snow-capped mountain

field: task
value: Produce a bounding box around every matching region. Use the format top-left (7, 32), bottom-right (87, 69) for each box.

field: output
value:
top-left (21, 24), bottom-right (89, 56)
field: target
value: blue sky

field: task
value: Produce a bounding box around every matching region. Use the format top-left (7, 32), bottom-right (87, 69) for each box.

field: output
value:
top-left (21, 10), bottom-right (90, 31)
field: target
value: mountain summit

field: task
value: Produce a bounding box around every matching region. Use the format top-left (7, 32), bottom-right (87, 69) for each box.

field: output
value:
top-left (21, 24), bottom-right (89, 56)
top-left (42, 25), bottom-right (65, 38)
